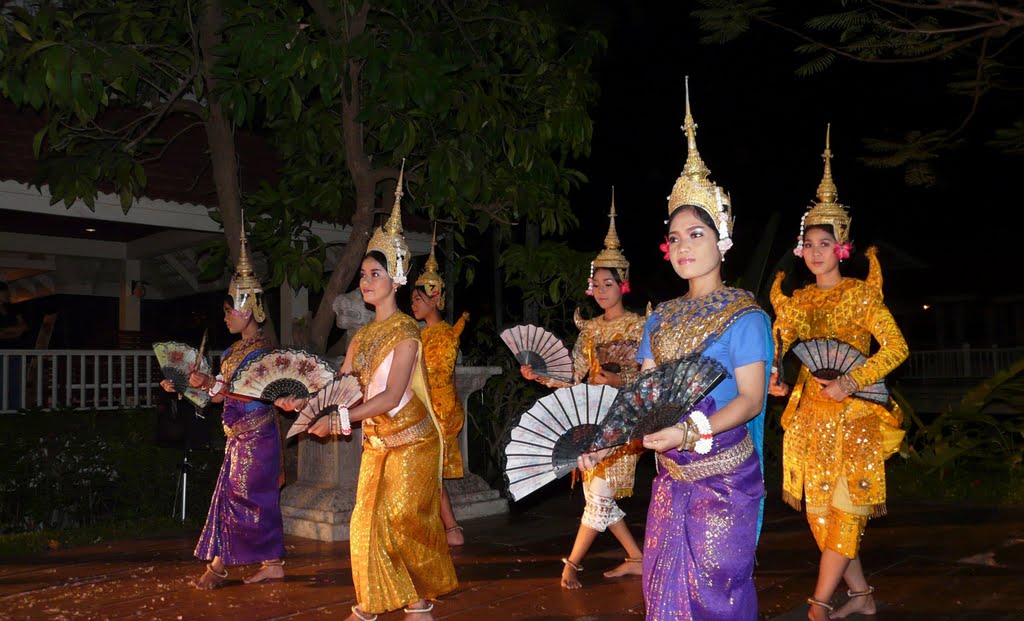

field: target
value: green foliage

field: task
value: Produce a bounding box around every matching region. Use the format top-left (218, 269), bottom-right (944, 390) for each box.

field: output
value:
top-left (216, 0), bottom-right (604, 291)
top-left (902, 359), bottom-right (1024, 475)
top-left (500, 240), bottom-right (592, 328)
top-left (0, 407), bottom-right (223, 534)
top-left (691, 0), bottom-right (1024, 185)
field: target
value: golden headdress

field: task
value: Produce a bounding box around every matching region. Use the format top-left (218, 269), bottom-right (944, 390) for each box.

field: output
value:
top-left (588, 188), bottom-right (631, 294)
top-left (667, 76), bottom-right (734, 254)
top-left (794, 124), bottom-right (852, 257)
top-left (415, 225), bottom-right (446, 310)
top-left (227, 215), bottom-right (266, 322)
top-left (366, 161), bottom-right (411, 285)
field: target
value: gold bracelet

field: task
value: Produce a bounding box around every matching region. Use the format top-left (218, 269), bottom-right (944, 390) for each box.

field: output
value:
top-left (673, 420), bottom-right (697, 452)
top-left (838, 374), bottom-right (859, 395)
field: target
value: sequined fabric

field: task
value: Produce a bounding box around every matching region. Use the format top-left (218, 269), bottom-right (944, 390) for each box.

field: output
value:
top-left (574, 312), bottom-right (646, 500)
top-left (194, 339), bottom-right (284, 566)
top-left (421, 313), bottom-right (468, 478)
top-left (770, 247), bottom-right (908, 519)
top-left (640, 289), bottom-right (770, 621)
top-left (348, 312), bottom-right (457, 614)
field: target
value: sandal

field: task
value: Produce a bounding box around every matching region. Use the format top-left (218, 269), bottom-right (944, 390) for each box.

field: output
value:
top-left (350, 605), bottom-right (378, 621)
top-left (403, 602), bottom-right (434, 614)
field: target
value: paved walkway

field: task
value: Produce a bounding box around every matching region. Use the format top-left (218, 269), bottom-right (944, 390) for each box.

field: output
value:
top-left (2, 477), bottom-right (1022, 620)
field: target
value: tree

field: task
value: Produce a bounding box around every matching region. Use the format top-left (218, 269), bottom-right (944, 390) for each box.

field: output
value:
top-left (0, 0), bottom-right (250, 262)
top-left (217, 0), bottom-right (605, 352)
top-left (693, 0), bottom-right (1024, 185)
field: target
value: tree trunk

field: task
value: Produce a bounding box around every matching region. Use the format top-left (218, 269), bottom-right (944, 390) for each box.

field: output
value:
top-left (199, 0), bottom-right (242, 265)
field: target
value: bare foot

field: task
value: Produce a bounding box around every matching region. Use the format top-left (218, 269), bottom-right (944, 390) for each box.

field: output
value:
top-left (193, 566), bottom-right (227, 590)
top-left (345, 606), bottom-right (376, 621)
top-left (243, 563), bottom-right (284, 584)
top-left (603, 559), bottom-right (642, 578)
top-left (403, 601), bottom-right (434, 620)
top-left (560, 563), bottom-right (582, 589)
top-left (446, 525), bottom-right (464, 546)
top-left (830, 592), bottom-right (876, 619)
top-left (807, 600), bottom-right (832, 621)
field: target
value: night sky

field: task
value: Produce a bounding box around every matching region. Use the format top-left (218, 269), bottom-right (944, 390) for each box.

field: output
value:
top-left (552, 3), bottom-right (1017, 313)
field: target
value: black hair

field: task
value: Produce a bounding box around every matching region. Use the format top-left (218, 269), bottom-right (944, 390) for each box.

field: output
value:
top-left (668, 205), bottom-right (719, 239)
top-left (364, 251), bottom-right (390, 273)
top-left (803, 224), bottom-right (840, 242)
top-left (591, 266), bottom-right (624, 284)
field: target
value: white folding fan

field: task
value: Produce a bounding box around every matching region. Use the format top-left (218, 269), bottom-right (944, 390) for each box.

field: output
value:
top-left (285, 375), bottom-right (363, 438)
top-left (153, 341), bottom-right (212, 408)
top-left (790, 338), bottom-right (890, 404)
top-left (228, 349), bottom-right (336, 402)
top-left (501, 383), bottom-right (618, 502)
top-left (500, 324), bottom-right (574, 385)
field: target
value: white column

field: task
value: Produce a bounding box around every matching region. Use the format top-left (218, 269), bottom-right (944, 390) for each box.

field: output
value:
top-left (279, 282), bottom-right (309, 347)
top-left (118, 259), bottom-right (141, 332)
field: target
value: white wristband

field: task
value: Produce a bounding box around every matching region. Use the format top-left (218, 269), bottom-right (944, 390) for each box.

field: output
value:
top-left (338, 406), bottom-right (351, 436)
top-left (688, 410), bottom-right (714, 455)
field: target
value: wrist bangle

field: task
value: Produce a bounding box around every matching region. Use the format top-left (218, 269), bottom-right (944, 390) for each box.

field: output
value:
top-left (838, 374), bottom-right (859, 396)
top-left (338, 406), bottom-right (352, 436)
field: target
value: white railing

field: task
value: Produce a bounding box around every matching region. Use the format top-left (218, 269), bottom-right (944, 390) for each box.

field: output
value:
top-left (901, 346), bottom-right (1024, 380)
top-left (0, 349), bottom-right (221, 414)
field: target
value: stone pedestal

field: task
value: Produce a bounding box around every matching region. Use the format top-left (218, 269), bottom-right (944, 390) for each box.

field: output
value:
top-left (281, 365), bottom-right (506, 541)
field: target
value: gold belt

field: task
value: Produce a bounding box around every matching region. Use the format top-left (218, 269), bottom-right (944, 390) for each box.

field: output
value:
top-left (365, 416), bottom-right (435, 449)
top-left (223, 412), bottom-right (274, 439)
top-left (657, 434), bottom-right (754, 483)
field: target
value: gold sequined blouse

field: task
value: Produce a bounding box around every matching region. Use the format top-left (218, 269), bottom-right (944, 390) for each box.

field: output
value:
top-left (421, 312), bottom-right (469, 478)
top-left (770, 247), bottom-right (908, 515)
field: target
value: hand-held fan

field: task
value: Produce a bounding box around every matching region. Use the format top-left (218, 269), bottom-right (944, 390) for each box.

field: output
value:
top-left (589, 354), bottom-right (727, 451)
top-left (500, 383), bottom-right (618, 501)
top-left (285, 375), bottom-right (363, 438)
top-left (153, 341), bottom-right (212, 408)
top-left (499, 324), bottom-right (573, 384)
top-left (595, 340), bottom-right (639, 375)
top-left (790, 338), bottom-right (889, 404)
top-left (228, 349), bottom-right (336, 402)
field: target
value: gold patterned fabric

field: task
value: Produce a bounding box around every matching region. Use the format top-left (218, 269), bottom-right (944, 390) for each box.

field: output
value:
top-left (421, 312), bottom-right (469, 479)
top-left (573, 312), bottom-right (646, 499)
top-left (770, 247), bottom-right (908, 520)
top-left (647, 287), bottom-right (764, 362)
top-left (219, 333), bottom-right (271, 381)
top-left (348, 311), bottom-right (457, 614)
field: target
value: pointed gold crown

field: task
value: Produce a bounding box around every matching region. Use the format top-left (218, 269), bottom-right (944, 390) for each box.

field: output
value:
top-left (367, 160), bottom-right (411, 285)
top-left (228, 214), bottom-right (266, 322)
top-left (798, 124), bottom-right (852, 245)
top-left (667, 77), bottom-right (733, 246)
top-left (590, 187), bottom-right (630, 282)
top-left (415, 224), bottom-right (446, 310)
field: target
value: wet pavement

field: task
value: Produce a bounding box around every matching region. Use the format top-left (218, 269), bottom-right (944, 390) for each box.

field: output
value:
top-left (1, 480), bottom-right (1022, 620)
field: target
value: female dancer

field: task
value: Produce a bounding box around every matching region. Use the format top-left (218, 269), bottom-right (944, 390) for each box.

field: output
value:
top-left (520, 193), bottom-right (646, 589)
top-left (410, 229), bottom-right (470, 546)
top-left (581, 82), bottom-right (771, 621)
top-left (279, 170), bottom-right (457, 621)
top-left (160, 229), bottom-right (285, 589)
top-left (770, 127), bottom-right (908, 621)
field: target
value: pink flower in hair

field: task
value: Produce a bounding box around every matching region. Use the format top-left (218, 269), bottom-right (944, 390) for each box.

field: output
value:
top-left (619, 281), bottom-right (631, 294)
top-left (834, 242), bottom-right (853, 261)
top-left (659, 236), bottom-right (671, 261)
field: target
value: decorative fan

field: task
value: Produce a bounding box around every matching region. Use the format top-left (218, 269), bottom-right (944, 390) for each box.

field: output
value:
top-left (589, 354), bottom-right (727, 451)
top-left (500, 324), bottom-right (573, 384)
top-left (153, 341), bottom-right (212, 408)
top-left (285, 375), bottom-right (363, 438)
top-left (595, 340), bottom-right (639, 375)
top-left (790, 339), bottom-right (889, 404)
top-left (228, 349), bottom-right (336, 402)
top-left (500, 383), bottom-right (618, 502)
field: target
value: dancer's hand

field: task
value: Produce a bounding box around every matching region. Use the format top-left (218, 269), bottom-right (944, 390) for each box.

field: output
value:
top-left (274, 396), bottom-right (308, 412)
top-left (768, 373), bottom-right (790, 396)
top-left (188, 372), bottom-right (211, 389)
top-left (814, 377), bottom-right (847, 402)
top-left (520, 365), bottom-right (539, 381)
top-left (577, 448), bottom-right (612, 471)
top-left (643, 427), bottom-right (685, 454)
top-left (160, 379), bottom-right (176, 393)
top-left (307, 416), bottom-right (330, 437)
top-left (592, 368), bottom-right (622, 387)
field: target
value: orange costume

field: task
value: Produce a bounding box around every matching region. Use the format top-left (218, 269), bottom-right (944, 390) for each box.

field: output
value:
top-left (421, 312), bottom-right (469, 479)
top-left (771, 130), bottom-right (908, 559)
